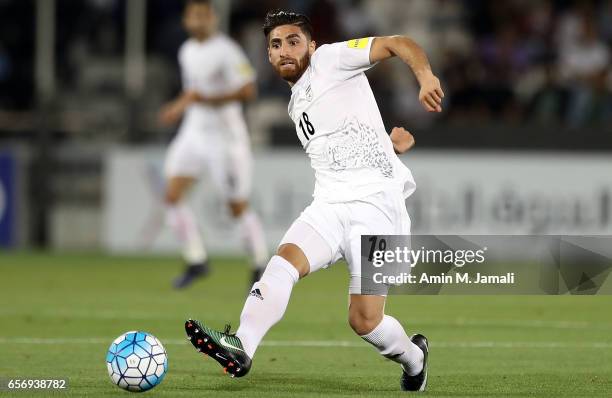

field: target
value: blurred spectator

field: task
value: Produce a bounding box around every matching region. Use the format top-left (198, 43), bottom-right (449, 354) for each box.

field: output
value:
top-left (526, 58), bottom-right (570, 125)
top-left (0, 43), bottom-right (11, 87)
top-left (1, 0), bottom-right (612, 137)
top-left (559, 9), bottom-right (611, 126)
top-left (600, 0), bottom-right (612, 44)
top-left (0, 0), bottom-right (34, 110)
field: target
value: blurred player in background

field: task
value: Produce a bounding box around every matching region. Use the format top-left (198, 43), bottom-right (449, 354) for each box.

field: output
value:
top-left (185, 9), bottom-right (441, 392)
top-left (159, 0), bottom-right (268, 289)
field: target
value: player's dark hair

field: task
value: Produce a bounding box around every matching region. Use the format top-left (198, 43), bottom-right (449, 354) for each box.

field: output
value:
top-left (263, 10), bottom-right (313, 40)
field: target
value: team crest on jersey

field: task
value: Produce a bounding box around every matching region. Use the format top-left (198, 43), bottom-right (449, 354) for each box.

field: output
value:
top-left (305, 85), bottom-right (313, 101)
top-left (347, 38), bottom-right (369, 49)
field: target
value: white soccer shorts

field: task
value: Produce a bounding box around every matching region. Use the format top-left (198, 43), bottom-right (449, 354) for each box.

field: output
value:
top-left (164, 127), bottom-right (252, 201)
top-left (280, 189), bottom-right (411, 295)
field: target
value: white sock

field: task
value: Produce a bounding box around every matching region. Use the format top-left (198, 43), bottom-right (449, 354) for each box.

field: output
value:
top-left (360, 315), bottom-right (424, 376)
top-left (166, 203), bottom-right (207, 264)
top-left (235, 255), bottom-right (299, 358)
top-left (237, 210), bottom-right (268, 269)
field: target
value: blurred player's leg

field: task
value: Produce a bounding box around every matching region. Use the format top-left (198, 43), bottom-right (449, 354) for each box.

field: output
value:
top-left (164, 127), bottom-right (211, 289)
top-left (223, 144), bottom-right (268, 284)
top-left (165, 176), bottom-right (209, 289)
top-left (229, 201), bottom-right (269, 284)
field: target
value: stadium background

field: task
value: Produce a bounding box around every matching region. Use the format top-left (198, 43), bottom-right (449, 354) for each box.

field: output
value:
top-left (2, 0), bottom-right (612, 251)
top-left (1, 1), bottom-right (612, 397)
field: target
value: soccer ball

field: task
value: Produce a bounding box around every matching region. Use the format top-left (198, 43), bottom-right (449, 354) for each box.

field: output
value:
top-left (106, 331), bottom-right (168, 392)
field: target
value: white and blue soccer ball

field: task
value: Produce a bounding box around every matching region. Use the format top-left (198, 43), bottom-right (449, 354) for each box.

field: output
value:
top-left (106, 331), bottom-right (168, 392)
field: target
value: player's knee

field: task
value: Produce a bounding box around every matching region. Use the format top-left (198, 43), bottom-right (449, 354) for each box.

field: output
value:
top-left (348, 309), bottom-right (382, 335)
top-left (228, 201), bottom-right (248, 218)
top-left (277, 244), bottom-right (310, 279)
top-left (165, 189), bottom-right (182, 205)
top-left (164, 177), bottom-right (194, 205)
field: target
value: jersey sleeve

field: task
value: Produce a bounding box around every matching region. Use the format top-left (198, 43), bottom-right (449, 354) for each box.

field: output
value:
top-left (313, 37), bottom-right (376, 80)
top-left (222, 43), bottom-right (256, 91)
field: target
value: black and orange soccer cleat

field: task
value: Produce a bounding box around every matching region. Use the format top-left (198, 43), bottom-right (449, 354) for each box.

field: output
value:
top-left (185, 319), bottom-right (252, 378)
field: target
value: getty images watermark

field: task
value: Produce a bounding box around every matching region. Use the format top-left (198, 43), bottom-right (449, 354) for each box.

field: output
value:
top-left (359, 235), bottom-right (612, 295)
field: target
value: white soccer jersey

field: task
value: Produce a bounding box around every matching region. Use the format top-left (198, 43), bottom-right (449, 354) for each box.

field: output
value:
top-left (288, 37), bottom-right (416, 203)
top-left (178, 33), bottom-right (255, 143)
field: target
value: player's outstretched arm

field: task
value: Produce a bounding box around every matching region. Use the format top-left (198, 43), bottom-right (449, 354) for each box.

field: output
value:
top-left (370, 36), bottom-right (444, 113)
top-left (158, 82), bottom-right (256, 126)
top-left (186, 82), bottom-right (257, 107)
top-left (390, 127), bottom-right (415, 154)
top-left (159, 93), bottom-right (193, 126)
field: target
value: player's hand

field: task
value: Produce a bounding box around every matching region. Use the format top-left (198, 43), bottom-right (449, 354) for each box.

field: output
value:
top-left (418, 72), bottom-right (444, 113)
top-left (159, 98), bottom-right (189, 126)
top-left (390, 127), bottom-right (415, 154)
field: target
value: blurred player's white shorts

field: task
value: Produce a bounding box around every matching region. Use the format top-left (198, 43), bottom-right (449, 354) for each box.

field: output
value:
top-left (164, 127), bottom-right (252, 201)
top-left (280, 188), bottom-right (411, 295)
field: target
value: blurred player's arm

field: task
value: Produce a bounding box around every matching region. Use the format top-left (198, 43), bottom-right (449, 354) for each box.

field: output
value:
top-left (158, 82), bottom-right (256, 126)
top-left (390, 127), bottom-right (415, 154)
top-left (186, 81), bottom-right (257, 106)
top-left (369, 36), bottom-right (444, 113)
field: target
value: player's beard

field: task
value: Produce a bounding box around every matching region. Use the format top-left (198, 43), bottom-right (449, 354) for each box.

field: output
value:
top-left (187, 26), bottom-right (211, 41)
top-left (276, 53), bottom-right (310, 84)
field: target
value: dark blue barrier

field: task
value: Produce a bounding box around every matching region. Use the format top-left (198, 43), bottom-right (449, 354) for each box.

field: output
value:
top-left (0, 151), bottom-right (16, 247)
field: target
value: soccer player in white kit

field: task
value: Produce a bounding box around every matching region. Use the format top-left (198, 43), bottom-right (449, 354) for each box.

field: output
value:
top-left (185, 10), bottom-right (443, 392)
top-left (159, 0), bottom-right (268, 289)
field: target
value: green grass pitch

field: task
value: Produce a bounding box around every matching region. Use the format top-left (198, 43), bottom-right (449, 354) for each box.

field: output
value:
top-left (1, 252), bottom-right (611, 397)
